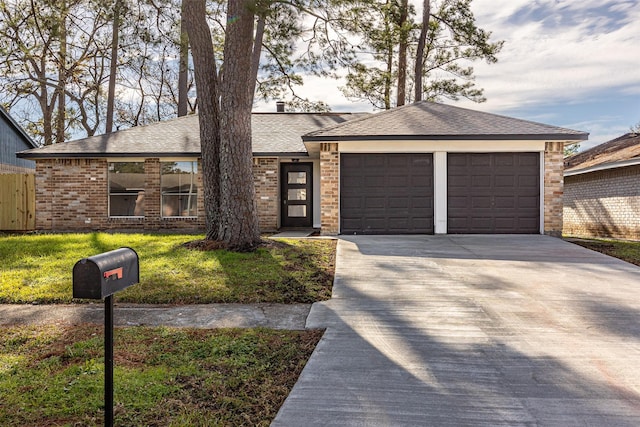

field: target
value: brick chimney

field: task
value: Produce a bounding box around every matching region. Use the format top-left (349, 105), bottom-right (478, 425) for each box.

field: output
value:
top-left (276, 101), bottom-right (285, 113)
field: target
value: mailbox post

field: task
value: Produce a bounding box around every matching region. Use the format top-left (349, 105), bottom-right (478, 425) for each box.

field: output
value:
top-left (73, 247), bottom-right (139, 427)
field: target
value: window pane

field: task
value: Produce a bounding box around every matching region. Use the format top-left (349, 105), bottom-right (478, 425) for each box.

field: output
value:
top-left (109, 162), bottom-right (145, 216)
top-left (161, 161), bottom-right (198, 217)
top-left (288, 172), bottom-right (306, 184)
top-left (288, 205), bottom-right (306, 217)
top-left (162, 194), bottom-right (197, 217)
top-left (288, 189), bottom-right (307, 201)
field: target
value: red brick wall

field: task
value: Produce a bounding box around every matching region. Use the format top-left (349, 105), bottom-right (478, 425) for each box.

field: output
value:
top-left (34, 158), bottom-right (281, 233)
top-left (563, 165), bottom-right (640, 240)
top-left (253, 158), bottom-right (279, 231)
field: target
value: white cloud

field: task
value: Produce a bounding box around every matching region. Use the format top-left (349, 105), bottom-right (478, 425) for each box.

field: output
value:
top-left (458, 0), bottom-right (640, 112)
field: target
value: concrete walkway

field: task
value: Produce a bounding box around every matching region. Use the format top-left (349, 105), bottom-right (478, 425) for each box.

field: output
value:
top-left (0, 303), bottom-right (311, 330)
top-left (273, 235), bottom-right (640, 426)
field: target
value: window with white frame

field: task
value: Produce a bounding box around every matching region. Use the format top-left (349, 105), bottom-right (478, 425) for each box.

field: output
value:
top-left (108, 162), bottom-right (145, 217)
top-left (161, 161), bottom-right (198, 217)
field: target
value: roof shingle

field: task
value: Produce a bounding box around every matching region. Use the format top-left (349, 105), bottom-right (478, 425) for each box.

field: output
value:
top-left (17, 112), bottom-right (365, 159)
top-left (564, 133), bottom-right (640, 173)
top-left (303, 101), bottom-right (588, 141)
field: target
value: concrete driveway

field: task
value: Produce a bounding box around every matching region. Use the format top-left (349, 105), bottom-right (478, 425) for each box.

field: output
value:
top-left (273, 235), bottom-right (640, 426)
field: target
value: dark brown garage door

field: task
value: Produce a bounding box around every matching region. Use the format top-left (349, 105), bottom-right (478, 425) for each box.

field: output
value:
top-left (448, 153), bottom-right (540, 234)
top-left (341, 153), bottom-right (434, 234)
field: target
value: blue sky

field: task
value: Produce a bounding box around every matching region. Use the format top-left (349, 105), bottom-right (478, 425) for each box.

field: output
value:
top-left (257, 0), bottom-right (640, 151)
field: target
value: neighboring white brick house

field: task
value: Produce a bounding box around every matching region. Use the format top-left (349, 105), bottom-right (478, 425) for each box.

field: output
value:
top-left (564, 133), bottom-right (640, 240)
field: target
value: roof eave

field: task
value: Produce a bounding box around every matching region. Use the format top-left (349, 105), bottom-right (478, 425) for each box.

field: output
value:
top-left (16, 151), bottom-right (202, 159)
top-left (302, 133), bottom-right (589, 142)
top-left (18, 151), bottom-right (310, 160)
top-left (564, 157), bottom-right (640, 176)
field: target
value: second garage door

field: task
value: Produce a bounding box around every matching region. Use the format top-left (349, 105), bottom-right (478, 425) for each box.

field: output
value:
top-left (341, 153), bottom-right (434, 234)
top-left (448, 153), bottom-right (540, 234)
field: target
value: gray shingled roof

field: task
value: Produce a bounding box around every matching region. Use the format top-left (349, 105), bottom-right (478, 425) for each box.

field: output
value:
top-left (565, 133), bottom-right (640, 174)
top-left (303, 101), bottom-right (589, 141)
top-left (17, 112), bottom-right (366, 159)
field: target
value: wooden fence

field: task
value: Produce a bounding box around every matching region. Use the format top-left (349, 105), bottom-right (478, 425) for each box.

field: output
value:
top-left (0, 173), bottom-right (35, 231)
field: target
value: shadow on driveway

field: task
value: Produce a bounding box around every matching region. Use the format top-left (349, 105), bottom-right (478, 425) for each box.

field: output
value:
top-left (273, 235), bottom-right (640, 426)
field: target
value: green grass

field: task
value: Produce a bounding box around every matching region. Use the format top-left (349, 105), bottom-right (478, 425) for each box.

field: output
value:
top-left (0, 324), bottom-right (322, 426)
top-left (0, 233), bottom-right (336, 304)
top-left (566, 237), bottom-right (640, 267)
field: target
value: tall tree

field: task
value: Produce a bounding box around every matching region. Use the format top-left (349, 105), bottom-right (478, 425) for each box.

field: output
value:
top-left (218, 0), bottom-right (261, 249)
top-left (341, 0), bottom-right (503, 109)
top-left (182, 0), bottom-right (221, 242)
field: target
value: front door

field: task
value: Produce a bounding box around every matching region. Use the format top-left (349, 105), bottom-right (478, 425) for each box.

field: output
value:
top-left (281, 163), bottom-right (313, 228)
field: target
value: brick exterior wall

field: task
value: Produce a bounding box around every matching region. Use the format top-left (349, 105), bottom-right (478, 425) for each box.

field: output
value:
top-left (252, 157), bottom-right (279, 231)
top-left (34, 157), bottom-right (279, 233)
top-left (563, 165), bottom-right (640, 240)
top-left (320, 143), bottom-right (339, 235)
top-left (544, 142), bottom-right (564, 236)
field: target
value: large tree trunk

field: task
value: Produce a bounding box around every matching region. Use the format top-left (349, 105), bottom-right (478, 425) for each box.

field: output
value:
top-left (106, 0), bottom-right (120, 133)
top-left (414, 0), bottom-right (430, 102)
top-left (396, 0), bottom-right (409, 107)
top-left (183, 0), bottom-right (221, 241)
top-left (178, 0), bottom-right (189, 117)
top-left (219, 0), bottom-right (261, 251)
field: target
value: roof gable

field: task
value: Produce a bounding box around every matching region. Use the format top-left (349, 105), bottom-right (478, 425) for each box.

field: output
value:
top-left (303, 101), bottom-right (588, 142)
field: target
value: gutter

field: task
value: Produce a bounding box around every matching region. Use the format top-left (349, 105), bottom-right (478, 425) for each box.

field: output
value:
top-left (564, 157), bottom-right (640, 176)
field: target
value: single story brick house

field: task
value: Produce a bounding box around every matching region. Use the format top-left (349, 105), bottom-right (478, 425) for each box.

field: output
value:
top-left (563, 132), bottom-right (640, 240)
top-left (1, 106), bottom-right (37, 174)
top-left (17, 101), bottom-right (587, 236)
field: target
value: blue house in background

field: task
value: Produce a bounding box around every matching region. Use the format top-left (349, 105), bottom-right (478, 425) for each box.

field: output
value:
top-left (0, 106), bottom-right (37, 173)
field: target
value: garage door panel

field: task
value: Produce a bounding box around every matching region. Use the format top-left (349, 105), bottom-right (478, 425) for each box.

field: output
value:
top-left (411, 196), bottom-right (433, 209)
top-left (495, 196), bottom-right (515, 208)
top-left (472, 175), bottom-right (492, 187)
top-left (495, 175), bottom-right (515, 187)
top-left (471, 196), bottom-right (492, 208)
top-left (364, 156), bottom-right (385, 168)
top-left (341, 153), bottom-right (434, 234)
top-left (388, 175), bottom-right (409, 187)
top-left (518, 175), bottom-right (538, 187)
top-left (365, 197), bottom-right (386, 209)
top-left (518, 154), bottom-right (539, 166)
top-left (448, 153), bottom-right (540, 234)
top-left (519, 196), bottom-right (539, 208)
top-left (388, 197), bottom-right (409, 208)
top-left (495, 155), bottom-right (515, 166)
top-left (471, 156), bottom-right (491, 166)
top-left (448, 176), bottom-right (469, 187)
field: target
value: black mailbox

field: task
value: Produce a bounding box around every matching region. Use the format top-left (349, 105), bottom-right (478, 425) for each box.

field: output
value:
top-left (73, 247), bottom-right (139, 299)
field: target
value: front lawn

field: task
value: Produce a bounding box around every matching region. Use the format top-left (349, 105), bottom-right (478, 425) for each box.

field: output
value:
top-left (0, 324), bottom-right (322, 426)
top-left (0, 233), bottom-right (335, 304)
top-left (566, 237), bottom-right (640, 267)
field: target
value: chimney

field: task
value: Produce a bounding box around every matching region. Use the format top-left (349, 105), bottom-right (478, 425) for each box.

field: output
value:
top-left (276, 101), bottom-right (285, 113)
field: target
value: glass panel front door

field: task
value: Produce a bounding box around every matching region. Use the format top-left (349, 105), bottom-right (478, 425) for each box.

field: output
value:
top-left (281, 163), bottom-right (313, 228)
